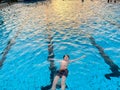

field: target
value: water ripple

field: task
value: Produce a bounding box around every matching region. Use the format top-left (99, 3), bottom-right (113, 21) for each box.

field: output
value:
top-left (0, 0), bottom-right (120, 90)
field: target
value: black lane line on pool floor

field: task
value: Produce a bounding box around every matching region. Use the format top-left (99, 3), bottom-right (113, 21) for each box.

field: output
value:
top-left (41, 35), bottom-right (57, 90)
top-left (0, 20), bottom-right (22, 68)
top-left (0, 35), bottom-right (17, 68)
top-left (0, 13), bottom-right (33, 68)
top-left (89, 36), bottom-right (120, 80)
top-left (41, 35), bottom-right (68, 90)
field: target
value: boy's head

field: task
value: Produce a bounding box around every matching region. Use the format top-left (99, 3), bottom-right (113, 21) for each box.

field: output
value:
top-left (63, 55), bottom-right (70, 61)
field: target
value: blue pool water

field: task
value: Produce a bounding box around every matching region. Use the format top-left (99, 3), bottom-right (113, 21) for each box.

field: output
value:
top-left (0, 0), bottom-right (120, 90)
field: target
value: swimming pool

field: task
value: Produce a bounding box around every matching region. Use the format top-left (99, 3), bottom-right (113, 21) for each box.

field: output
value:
top-left (0, 0), bottom-right (120, 90)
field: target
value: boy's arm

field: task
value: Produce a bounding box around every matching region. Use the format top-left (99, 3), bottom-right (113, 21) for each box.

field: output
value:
top-left (69, 55), bottom-right (86, 63)
top-left (48, 58), bottom-right (61, 63)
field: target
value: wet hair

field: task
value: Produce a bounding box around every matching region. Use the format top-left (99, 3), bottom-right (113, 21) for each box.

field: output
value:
top-left (63, 55), bottom-right (70, 59)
